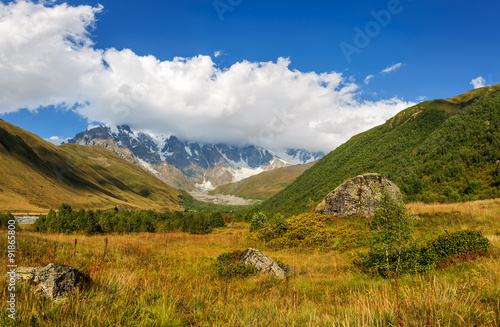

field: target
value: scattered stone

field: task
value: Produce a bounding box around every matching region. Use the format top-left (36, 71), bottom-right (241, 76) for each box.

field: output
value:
top-left (239, 248), bottom-right (285, 280)
top-left (14, 215), bottom-right (39, 224)
top-left (315, 173), bottom-right (402, 218)
top-left (483, 205), bottom-right (488, 209)
top-left (15, 263), bottom-right (90, 301)
top-left (410, 214), bottom-right (421, 220)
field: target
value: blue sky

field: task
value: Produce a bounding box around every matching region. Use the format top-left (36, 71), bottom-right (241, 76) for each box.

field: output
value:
top-left (0, 0), bottom-right (499, 152)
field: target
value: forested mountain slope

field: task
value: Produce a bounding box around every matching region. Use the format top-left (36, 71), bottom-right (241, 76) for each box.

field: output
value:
top-left (262, 85), bottom-right (500, 215)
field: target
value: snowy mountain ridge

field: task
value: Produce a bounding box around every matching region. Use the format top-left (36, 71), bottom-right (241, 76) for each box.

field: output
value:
top-left (68, 125), bottom-right (324, 190)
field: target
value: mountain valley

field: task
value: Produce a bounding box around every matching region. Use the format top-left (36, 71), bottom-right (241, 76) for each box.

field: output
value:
top-left (67, 125), bottom-right (324, 191)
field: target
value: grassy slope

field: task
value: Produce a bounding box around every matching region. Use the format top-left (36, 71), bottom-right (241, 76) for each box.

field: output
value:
top-left (262, 85), bottom-right (500, 215)
top-left (209, 162), bottom-right (315, 200)
top-left (1, 199), bottom-right (499, 326)
top-left (0, 119), bottom-right (181, 212)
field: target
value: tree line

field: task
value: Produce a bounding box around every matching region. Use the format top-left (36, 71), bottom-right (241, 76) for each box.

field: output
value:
top-left (33, 203), bottom-right (227, 235)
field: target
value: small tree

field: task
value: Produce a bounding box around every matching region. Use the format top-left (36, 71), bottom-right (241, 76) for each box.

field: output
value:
top-left (249, 212), bottom-right (268, 232)
top-left (365, 194), bottom-right (411, 278)
top-left (210, 211), bottom-right (225, 228)
top-left (365, 193), bottom-right (411, 327)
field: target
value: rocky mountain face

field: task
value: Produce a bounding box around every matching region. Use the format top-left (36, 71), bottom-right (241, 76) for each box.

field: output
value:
top-left (68, 125), bottom-right (324, 190)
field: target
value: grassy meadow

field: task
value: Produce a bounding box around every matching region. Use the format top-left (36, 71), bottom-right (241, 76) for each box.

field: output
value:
top-left (1, 199), bottom-right (500, 326)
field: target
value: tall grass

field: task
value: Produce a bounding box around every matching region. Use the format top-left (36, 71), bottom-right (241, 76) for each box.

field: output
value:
top-left (1, 200), bottom-right (499, 326)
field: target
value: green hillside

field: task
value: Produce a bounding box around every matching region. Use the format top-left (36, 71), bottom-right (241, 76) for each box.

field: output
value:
top-left (262, 85), bottom-right (500, 215)
top-left (209, 162), bottom-right (314, 199)
top-left (0, 119), bottom-right (181, 212)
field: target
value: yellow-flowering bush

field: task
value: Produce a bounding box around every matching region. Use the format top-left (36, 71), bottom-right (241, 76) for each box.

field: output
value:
top-left (268, 213), bottom-right (367, 250)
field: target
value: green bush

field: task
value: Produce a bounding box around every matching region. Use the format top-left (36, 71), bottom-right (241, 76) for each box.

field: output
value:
top-left (423, 230), bottom-right (490, 265)
top-left (266, 213), bottom-right (366, 250)
top-left (361, 243), bottom-right (433, 277)
top-left (361, 230), bottom-right (490, 277)
top-left (249, 212), bottom-right (268, 232)
top-left (188, 213), bottom-right (212, 234)
top-left (214, 250), bottom-right (257, 279)
top-left (0, 212), bottom-right (18, 230)
top-left (209, 211), bottom-right (226, 228)
top-left (249, 212), bottom-right (288, 242)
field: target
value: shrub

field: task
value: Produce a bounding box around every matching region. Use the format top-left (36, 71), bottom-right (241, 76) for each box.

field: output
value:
top-left (188, 214), bottom-right (212, 235)
top-left (361, 230), bottom-right (490, 277)
top-left (249, 212), bottom-right (288, 241)
top-left (249, 212), bottom-right (268, 232)
top-left (285, 213), bottom-right (326, 239)
top-left (422, 230), bottom-right (490, 266)
top-left (257, 213), bottom-right (368, 250)
top-left (214, 250), bottom-right (257, 279)
top-left (209, 211), bottom-right (226, 228)
top-left (361, 242), bottom-right (431, 277)
top-left (0, 212), bottom-right (18, 230)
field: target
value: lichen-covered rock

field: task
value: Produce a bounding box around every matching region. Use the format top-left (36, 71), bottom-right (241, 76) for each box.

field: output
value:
top-left (239, 248), bottom-right (285, 279)
top-left (16, 263), bottom-right (89, 300)
top-left (315, 173), bottom-right (402, 218)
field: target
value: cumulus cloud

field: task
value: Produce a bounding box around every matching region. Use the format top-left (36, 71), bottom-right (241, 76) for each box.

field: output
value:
top-left (381, 62), bottom-right (403, 74)
top-left (0, 1), bottom-right (103, 112)
top-left (470, 76), bottom-right (486, 89)
top-left (0, 1), bottom-right (414, 153)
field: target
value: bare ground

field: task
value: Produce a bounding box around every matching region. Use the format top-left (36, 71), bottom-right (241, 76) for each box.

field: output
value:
top-left (188, 191), bottom-right (261, 206)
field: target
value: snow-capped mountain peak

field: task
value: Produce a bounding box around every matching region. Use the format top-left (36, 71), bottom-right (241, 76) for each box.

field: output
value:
top-left (68, 125), bottom-right (324, 190)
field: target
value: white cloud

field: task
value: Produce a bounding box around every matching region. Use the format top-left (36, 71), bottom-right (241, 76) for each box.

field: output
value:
top-left (46, 136), bottom-right (69, 145)
top-left (381, 62), bottom-right (403, 74)
top-left (0, 1), bottom-right (414, 153)
top-left (0, 1), bottom-right (103, 112)
top-left (364, 74), bottom-right (375, 84)
top-left (214, 50), bottom-right (223, 58)
top-left (87, 123), bottom-right (102, 130)
top-left (416, 96), bottom-right (428, 102)
top-left (470, 76), bottom-right (486, 89)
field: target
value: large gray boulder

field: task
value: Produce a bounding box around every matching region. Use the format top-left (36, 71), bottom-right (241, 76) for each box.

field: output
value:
top-left (315, 173), bottom-right (402, 218)
top-left (16, 263), bottom-right (89, 300)
top-left (239, 248), bottom-right (286, 280)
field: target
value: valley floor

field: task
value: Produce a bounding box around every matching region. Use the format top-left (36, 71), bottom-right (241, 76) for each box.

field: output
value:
top-left (188, 191), bottom-right (261, 206)
top-left (1, 199), bottom-right (499, 326)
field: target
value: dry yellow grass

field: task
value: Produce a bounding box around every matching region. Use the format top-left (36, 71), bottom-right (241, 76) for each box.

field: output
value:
top-left (1, 203), bottom-right (499, 326)
top-left (407, 198), bottom-right (500, 220)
